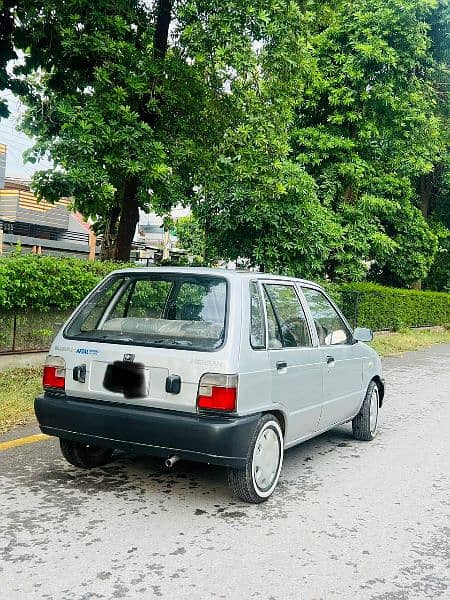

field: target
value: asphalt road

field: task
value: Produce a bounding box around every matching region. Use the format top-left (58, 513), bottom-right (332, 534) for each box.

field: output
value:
top-left (1, 344), bottom-right (449, 600)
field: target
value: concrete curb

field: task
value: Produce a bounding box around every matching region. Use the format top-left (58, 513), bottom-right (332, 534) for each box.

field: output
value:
top-left (0, 351), bottom-right (47, 371)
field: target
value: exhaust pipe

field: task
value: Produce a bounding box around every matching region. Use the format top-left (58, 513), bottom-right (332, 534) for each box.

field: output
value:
top-left (165, 454), bottom-right (180, 468)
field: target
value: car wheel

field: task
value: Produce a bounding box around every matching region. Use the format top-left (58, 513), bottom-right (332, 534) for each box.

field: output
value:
top-left (352, 380), bottom-right (379, 441)
top-left (227, 414), bottom-right (284, 504)
top-left (59, 438), bottom-right (114, 469)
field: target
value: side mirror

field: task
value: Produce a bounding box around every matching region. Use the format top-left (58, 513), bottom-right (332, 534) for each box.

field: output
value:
top-left (353, 327), bottom-right (373, 343)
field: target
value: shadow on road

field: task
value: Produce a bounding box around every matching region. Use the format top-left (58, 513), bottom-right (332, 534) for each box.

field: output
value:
top-left (1, 422), bottom-right (361, 511)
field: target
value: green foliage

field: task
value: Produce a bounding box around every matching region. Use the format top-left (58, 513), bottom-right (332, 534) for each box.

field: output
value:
top-left (174, 215), bottom-right (206, 260)
top-left (291, 0), bottom-right (446, 286)
top-left (22, 2), bottom-right (187, 249)
top-left (332, 282), bottom-right (450, 331)
top-left (198, 162), bottom-right (340, 276)
top-left (0, 255), bottom-right (448, 334)
top-left (0, 310), bottom-right (73, 352)
top-left (1, 0), bottom-right (448, 282)
top-left (7, 1), bottom-right (305, 261)
top-left (425, 224), bottom-right (450, 291)
top-left (0, 254), bottom-right (131, 311)
top-left (188, 1), bottom-right (341, 275)
top-left (414, 0), bottom-right (450, 291)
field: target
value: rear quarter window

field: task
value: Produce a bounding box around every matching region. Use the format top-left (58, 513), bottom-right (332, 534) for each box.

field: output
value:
top-left (250, 281), bottom-right (266, 349)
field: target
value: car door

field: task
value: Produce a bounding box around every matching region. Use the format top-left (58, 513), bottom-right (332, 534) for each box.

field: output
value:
top-left (262, 281), bottom-right (323, 444)
top-left (301, 286), bottom-right (363, 429)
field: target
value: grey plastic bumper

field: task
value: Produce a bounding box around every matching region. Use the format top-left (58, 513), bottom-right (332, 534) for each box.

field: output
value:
top-left (35, 394), bottom-right (260, 468)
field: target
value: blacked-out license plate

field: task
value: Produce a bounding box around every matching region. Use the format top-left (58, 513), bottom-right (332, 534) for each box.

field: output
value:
top-left (103, 361), bottom-right (149, 399)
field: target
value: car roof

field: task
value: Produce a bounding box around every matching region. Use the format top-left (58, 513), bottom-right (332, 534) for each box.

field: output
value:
top-left (109, 266), bottom-right (322, 288)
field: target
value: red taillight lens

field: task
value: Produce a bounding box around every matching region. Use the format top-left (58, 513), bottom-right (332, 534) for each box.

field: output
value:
top-left (197, 374), bottom-right (238, 412)
top-left (43, 356), bottom-right (66, 390)
top-left (198, 386), bottom-right (237, 411)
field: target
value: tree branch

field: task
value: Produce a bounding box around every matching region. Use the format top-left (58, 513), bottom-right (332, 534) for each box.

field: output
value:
top-left (153, 0), bottom-right (173, 61)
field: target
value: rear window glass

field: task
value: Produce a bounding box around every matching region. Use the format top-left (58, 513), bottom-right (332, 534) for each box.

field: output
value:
top-left (65, 274), bottom-right (228, 351)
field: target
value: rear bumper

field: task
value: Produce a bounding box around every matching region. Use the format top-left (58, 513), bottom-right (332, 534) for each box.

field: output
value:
top-left (35, 394), bottom-right (259, 468)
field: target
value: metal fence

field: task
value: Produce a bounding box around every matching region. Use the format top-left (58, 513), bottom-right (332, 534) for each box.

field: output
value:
top-left (0, 310), bottom-right (72, 353)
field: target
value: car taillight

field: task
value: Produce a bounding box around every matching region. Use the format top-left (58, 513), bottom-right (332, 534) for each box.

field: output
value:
top-left (43, 356), bottom-right (66, 391)
top-left (197, 374), bottom-right (238, 412)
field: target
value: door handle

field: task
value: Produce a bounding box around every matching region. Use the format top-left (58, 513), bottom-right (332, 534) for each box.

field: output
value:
top-left (276, 361), bottom-right (287, 370)
top-left (326, 355), bottom-right (335, 365)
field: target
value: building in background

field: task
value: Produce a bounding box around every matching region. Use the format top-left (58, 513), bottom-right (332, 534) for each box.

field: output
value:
top-left (0, 142), bottom-right (191, 263)
top-left (132, 207), bottom-right (190, 264)
top-left (0, 144), bottom-right (95, 259)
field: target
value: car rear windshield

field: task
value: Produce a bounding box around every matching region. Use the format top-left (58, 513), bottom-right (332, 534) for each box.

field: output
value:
top-left (64, 274), bottom-right (228, 351)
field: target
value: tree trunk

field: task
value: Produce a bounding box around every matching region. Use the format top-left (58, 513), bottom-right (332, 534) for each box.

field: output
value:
top-left (343, 184), bottom-right (354, 203)
top-left (418, 173), bottom-right (433, 219)
top-left (100, 201), bottom-right (121, 260)
top-left (114, 0), bottom-right (173, 259)
top-left (154, 0), bottom-right (173, 61)
top-left (115, 178), bottom-right (139, 262)
top-left (415, 170), bottom-right (438, 289)
top-left (162, 228), bottom-right (170, 260)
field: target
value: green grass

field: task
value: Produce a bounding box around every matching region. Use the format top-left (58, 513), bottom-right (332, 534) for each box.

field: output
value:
top-left (0, 328), bottom-right (449, 434)
top-left (371, 327), bottom-right (450, 357)
top-left (0, 367), bottom-right (42, 434)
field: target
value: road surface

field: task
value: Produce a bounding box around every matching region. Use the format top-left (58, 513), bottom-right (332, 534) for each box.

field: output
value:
top-left (1, 344), bottom-right (449, 599)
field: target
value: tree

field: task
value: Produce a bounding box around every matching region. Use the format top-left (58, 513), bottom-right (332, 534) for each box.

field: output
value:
top-left (5, 0), bottom-right (340, 272)
top-left (8, 1), bottom-right (187, 260)
top-left (421, 0), bottom-right (450, 290)
top-left (290, 0), bottom-right (444, 286)
top-left (189, 0), bottom-right (447, 282)
top-left (188, 1), bottom-right (341, 276)
top-left (5, 1), bottom-right (231, 260)
top-left (0, 0), bottom-right (17, 118)
top-left (2, 0), bottom-right (448, 284)
top-left (174, 215), bottom-right (205, 261)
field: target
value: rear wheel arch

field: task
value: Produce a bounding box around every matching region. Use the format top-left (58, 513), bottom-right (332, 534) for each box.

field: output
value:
top-left (228, 412), bottom-right (284, 503)
top-left (371, 376), bottom-right (384, 407)
top-left (263, 409), bottom-right (286, 437)
top-left (352, 380), bottom-right (379, 441)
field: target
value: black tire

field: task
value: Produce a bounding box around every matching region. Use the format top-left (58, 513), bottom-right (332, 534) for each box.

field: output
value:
top-left (227, 414), bottom-right (284, 504)
top-left (352, 380), bottom-right (380, 441)
top-left (59, 438), bottom-right (114, 469)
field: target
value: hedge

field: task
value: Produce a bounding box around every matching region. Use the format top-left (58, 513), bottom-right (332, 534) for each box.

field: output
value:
top-left (328, 282), bottom-right (450, 331)
top-left (0, 255), bottom-right (449, 331)
top-left (0, 255), bottom-right (131, 312)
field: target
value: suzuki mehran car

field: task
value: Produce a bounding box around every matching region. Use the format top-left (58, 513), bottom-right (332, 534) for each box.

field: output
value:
top-left (35, 267), bottom-right (385, 503)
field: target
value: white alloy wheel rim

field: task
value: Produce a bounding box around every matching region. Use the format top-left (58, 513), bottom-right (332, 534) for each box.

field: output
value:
top-left (252, 422), bottom-right (283, 497)
top-left (369, 386), bottom-right (379, 434)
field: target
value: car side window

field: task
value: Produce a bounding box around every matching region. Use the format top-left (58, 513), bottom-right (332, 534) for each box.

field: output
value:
top-left (263, 289), bottom-right (283, 349)
top-left (264, 284), bottom-right (312, 348)
top-left (302, 287), bottom-right (352, 346)
top-left (250, 282), bottom-right (266, 349)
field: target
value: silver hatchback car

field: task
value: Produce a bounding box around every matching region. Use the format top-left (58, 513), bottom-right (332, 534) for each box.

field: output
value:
top-left (35, 267), bottom-right (385, 503)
